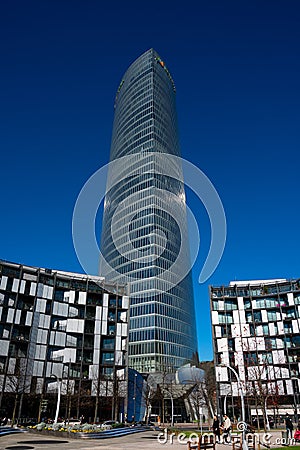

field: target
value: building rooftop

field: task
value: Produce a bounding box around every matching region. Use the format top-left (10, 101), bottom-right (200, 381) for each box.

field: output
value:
top-left (229, 279), bottom-right (287, 286)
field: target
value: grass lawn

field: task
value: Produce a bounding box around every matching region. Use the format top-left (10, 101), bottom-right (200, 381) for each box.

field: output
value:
top-left (271, 448), bottom-right (300, 450)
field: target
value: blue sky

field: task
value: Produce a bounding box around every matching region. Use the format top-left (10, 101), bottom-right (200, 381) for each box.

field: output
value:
top-left (0, 1), bottom-right (299, 361)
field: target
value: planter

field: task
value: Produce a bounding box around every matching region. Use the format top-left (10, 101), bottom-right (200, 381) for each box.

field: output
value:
top-left (28, 428), bottom-right (84, 439)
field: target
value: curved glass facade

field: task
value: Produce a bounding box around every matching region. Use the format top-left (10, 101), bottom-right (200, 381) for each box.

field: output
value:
top-left (100, 49), bottom-right (198, 372)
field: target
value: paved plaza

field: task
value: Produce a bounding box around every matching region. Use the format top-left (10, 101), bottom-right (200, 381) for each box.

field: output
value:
top-left (2, 430), bottom-right (161, 450)
top-left (0, 429), bottom-right (293, 450)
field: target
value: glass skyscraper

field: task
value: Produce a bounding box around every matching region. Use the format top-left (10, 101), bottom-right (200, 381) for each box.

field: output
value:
top-left (100, 49), bottom-right (198, 373)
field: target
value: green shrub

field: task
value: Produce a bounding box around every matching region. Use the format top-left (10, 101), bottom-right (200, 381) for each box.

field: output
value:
top-left (112, 422), bottom-right (125, 429)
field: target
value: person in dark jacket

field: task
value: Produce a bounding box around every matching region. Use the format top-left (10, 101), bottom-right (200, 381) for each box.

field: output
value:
top-left (212, 415), bottom-right (221, 443)
top-left (285, 414), bottom-right (293, 439)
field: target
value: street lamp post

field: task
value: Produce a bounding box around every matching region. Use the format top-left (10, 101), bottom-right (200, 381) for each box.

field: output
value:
top-left (224, 392), bottom-right (229, 415)
top-left (50, 374), bottom-right (61, 424)
top-left (133, 373), bottom-right (137, 422)
top-left (264, 395), bottom-right (270, 430)
top-left (220, 364), bottom-right (248, 450)
top-left (64, 361), bottom-right (71, 424)
top-left (199, 406), bottom-right (203, 434)
top-left (145, 387), bottom-right (152, 424)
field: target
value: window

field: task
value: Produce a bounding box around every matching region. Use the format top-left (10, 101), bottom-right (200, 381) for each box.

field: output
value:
top-left (253, 311), bottom-right (262, 322)
top-left (212, 300), bottom-right (219, 310)
top-left (109, 297), bottom-right (116, 308)
top-left (218, 313), bottom-right (233, 324)
top-left (284, 323), bottom-right (293, 333)
top-left (228, 339), bottom-right (235, 351)
top-left (244, 352), bottom-right (258, 365)
top-left (220, 326), bottom-right (230, 337)
top-left (0, 356), bottom-right (6, 373)
top-left (54, 290), bottom-right (64, 301)
top-left (244, 299), bottom-right (251, 309)
top-left (278, 298), bottom-right (288, 307)
top-left (267, 310), bottom-right (277, 321)
top-left (261, 352), bottom-right (273, 364)
top-left (101, 367), bottom-right (113, 377)
top-left (265, 297), bottom-right (277, 308)
top-left (265, 338), bottom-right (277, 349)
top-left (286, 307), bottom-right (296, 319)
top-left (250, 289), bottom-right (262, 296)
top-left (262, 324), bottom-right (269, 335)
top-left (225, 299), bottom-right (238, 310)
top-left (246, 312), bottom-right (252, 323)
top-left (101, 352), bottom-right (114, 364)
top-left (292, 336), bottom-right (300, 347)
top-left (102, 338), bottom-right (115, 350)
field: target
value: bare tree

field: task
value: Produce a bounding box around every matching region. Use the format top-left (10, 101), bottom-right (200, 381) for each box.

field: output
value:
top-left (235, 341), bottom-right (283, 431)
top-left (185, 364), bottom-right (215, 429)
top-left (4, 358), bottom-right (31, 425)
top-left (188, 382), bottom-right (207, 429)
top-left (82, 366), bottom-right (126, 423)
top-left (199, 361), bottom-right (217, 419)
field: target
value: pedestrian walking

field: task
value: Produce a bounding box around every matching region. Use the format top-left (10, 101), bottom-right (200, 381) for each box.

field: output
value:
top-left (212, 415), bottom-right (221, 443)
top-left (222, 414), bottom-right (232, 443)
top-left (79, 414), bottom-right (85, 425)
top-left (294, 424), bottom-right (300, 442)
top-left (285, 414), bottom-right (293, 439)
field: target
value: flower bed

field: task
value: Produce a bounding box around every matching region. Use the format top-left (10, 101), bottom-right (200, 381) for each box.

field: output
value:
top-left (27, 422), bottom-right (102, 438)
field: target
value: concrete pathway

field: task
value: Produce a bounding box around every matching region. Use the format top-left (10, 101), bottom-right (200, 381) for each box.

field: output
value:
top-left (0, 428), bottom-right (295, 450)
